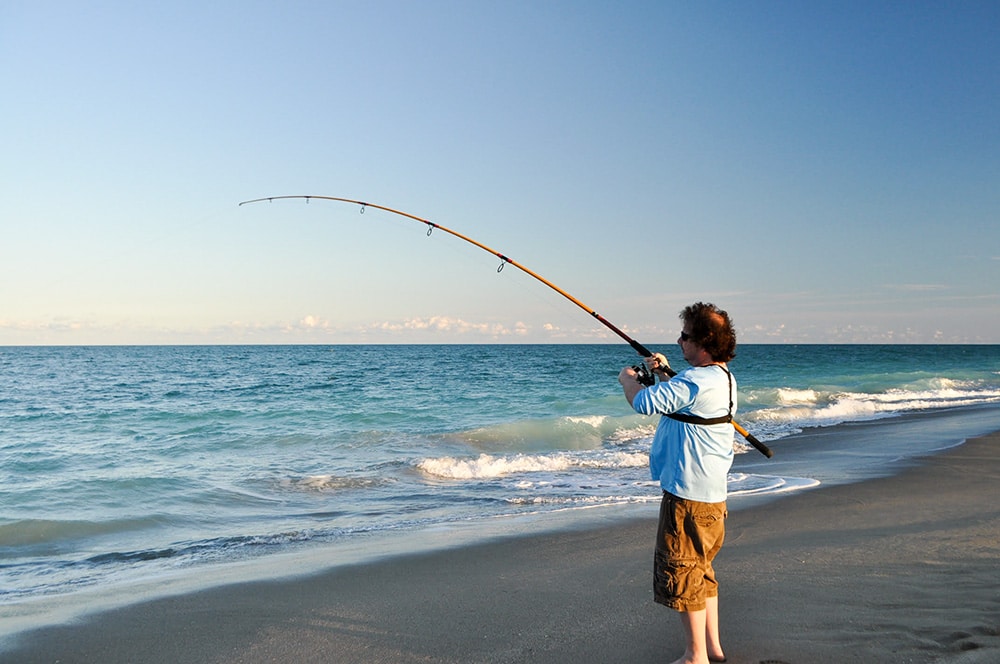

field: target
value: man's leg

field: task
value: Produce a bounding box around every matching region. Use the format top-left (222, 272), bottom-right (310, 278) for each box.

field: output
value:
top-left (705, 595), bottom-right (725, 662)
top-left (673, 608), bottom-right (707, 664)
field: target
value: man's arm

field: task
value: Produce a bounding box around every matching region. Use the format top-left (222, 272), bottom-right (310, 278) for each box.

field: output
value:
top-left (618, 366), bottom-right (645, 407)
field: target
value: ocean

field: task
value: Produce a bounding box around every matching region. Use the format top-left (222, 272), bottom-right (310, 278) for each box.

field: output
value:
top-left (3, 344), bottom-right (1000, 636)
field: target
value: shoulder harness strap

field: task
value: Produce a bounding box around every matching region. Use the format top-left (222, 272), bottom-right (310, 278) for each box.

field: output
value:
top-left (665, 365), bottom-right (733, 426)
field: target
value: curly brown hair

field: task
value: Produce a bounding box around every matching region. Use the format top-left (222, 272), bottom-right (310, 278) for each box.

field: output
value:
top-left (681, 302), bottom-right (737, 362)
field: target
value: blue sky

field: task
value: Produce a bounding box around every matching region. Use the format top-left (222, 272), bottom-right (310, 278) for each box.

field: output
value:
top-left (2, 1), bottom-right (998, 345)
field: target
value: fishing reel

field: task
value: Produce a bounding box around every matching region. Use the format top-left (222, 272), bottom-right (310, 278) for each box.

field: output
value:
top-left (632, 363), bottom-right (655, 387)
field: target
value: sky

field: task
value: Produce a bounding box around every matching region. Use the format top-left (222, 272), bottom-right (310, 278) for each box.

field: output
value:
top-left (2, 1), bottom-right (998, 345)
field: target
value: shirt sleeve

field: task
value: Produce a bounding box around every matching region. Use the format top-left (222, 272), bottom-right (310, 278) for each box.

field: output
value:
top-left (631, 374), bottom-right (697, 416)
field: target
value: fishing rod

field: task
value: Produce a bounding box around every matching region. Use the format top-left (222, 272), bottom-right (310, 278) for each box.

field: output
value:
top-left (239, 195), bottom-right (773, 458)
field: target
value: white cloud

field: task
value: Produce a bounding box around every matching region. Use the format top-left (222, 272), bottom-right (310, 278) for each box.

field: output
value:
top-left (369, 316), bottom-right (516, 337)
top-left (883, 284), bottom-right (947, 292)
top-left (299, 315), bottom-right (327, 329)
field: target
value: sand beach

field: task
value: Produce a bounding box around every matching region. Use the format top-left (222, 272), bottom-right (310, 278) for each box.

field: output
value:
top-left (6, 431), bottom-right (1000, 663)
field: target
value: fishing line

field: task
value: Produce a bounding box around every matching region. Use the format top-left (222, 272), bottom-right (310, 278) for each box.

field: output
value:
top-left (239, 195), bottom-right (773, 458)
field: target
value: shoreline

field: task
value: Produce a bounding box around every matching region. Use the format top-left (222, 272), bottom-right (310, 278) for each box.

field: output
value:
top-left (6, 431), bottom-right (1000, 663)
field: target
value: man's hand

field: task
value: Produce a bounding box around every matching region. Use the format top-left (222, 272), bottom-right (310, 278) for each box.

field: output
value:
top-left (618, 366), bottom-right (639, 384)
top-left (618, 366), bottom-right (645, 405)
top-left (645, 352), bottom-right (672, 376)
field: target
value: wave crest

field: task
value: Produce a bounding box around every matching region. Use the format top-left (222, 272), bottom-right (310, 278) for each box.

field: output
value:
top-left (417, 450), bottom-right (647, 480)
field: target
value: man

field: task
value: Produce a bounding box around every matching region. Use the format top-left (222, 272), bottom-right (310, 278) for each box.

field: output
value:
top-left (618, 302), bottom-right (737, 664)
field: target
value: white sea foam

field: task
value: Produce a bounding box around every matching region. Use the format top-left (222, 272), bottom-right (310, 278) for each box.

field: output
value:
top-left (776, 388), bottom-right (819, 404)
top-left (418, 453), bottom-right (574, 479)
top-left (727, 473), bottom-right (821, 496)
top-left (281, 475), bottom-right (385, 492)
top-left (504, 493), bottom-right (660, 506)
top-left (565, 415), bottom-right (609, 427)
top-left (743, 381), bottom-right (1000, 438)
top-left (576, 450), bottom-right (648, 468)
top-left (416, 449), bottom-right (647, 479)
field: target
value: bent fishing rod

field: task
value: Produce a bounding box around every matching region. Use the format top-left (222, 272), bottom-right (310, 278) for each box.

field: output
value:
top-left (239, 195), bottom-right (773, 458)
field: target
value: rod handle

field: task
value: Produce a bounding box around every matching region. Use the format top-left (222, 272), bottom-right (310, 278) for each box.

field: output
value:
top-left (732, 422), bottom-right (774, 458)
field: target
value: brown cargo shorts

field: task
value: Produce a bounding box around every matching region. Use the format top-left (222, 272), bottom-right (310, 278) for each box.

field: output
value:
top-left (653, 491), bottom-right (727, 612)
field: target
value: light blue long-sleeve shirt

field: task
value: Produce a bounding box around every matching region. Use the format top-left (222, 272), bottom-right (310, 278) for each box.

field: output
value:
top-left (631, 364), bottom-right (736, 503)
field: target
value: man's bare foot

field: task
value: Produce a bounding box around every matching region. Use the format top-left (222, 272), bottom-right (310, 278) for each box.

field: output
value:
top-left (707, 641), bottom-right (726, 662)
top-left (665, 652), bottom-right (725, 664)
top-left (667, 654), bottom-right (711, 664)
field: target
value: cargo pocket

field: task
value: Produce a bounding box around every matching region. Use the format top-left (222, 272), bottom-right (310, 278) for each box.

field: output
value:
top-left (688, 510), bottom-right (726, 556)
top-left (692, 513), bottom-right (720, 528)
top-left (653, 549), bottom-right (702, 608)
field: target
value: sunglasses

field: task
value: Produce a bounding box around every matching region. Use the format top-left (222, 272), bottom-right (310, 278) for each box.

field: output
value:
top-left (680, 331), bottom-right (692, 342)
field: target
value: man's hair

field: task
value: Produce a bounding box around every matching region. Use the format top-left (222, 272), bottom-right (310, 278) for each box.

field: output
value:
top-left (681, 302), bottom-right (737, 362)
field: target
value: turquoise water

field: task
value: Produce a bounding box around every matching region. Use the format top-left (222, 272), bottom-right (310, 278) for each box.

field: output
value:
top-left (2, 344), bottom-right (1000, 629)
